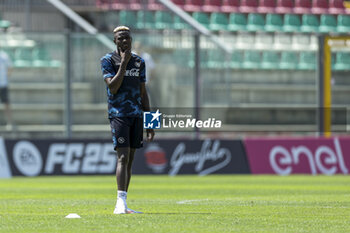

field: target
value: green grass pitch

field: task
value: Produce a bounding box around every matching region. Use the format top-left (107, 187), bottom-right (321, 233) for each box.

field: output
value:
top-left (0, 175), bottom-right (349, 233)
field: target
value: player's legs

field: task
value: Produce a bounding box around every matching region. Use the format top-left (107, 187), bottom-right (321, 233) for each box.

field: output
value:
top-left (126, 148), bottom-right (136, 192)
top-left (116, 147), bottom-right (130, 191)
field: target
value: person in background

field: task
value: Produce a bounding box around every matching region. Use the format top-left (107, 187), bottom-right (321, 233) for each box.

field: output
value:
top-left (0, 49), bottom-right (13, 130)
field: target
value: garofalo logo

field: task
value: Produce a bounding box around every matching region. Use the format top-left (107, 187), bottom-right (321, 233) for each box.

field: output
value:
top-left (169, 139), bottom-right (231, 176)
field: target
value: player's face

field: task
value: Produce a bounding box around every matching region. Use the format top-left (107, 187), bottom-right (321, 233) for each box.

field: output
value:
top-left (115, 31), bottom-right (132, 52)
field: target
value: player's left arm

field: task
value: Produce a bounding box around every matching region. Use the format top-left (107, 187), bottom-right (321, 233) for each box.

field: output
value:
top-left (140, 82), bottom-right (154, 141)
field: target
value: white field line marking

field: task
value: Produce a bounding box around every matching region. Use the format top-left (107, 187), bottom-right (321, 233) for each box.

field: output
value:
top-left (177, 199), bottom-right (209, 204)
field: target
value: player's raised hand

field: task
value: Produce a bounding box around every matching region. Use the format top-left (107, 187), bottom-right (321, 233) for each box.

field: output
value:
top-left (120, 49), bottom-right (131, 64)
top-left (146, 129), bottom-right (155, 142)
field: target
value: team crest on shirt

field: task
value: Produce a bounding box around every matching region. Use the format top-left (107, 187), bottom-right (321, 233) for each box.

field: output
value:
top-left (135, 60), bottom-right (141, 68)
top-left (118, 137), bottom-right (125, 144)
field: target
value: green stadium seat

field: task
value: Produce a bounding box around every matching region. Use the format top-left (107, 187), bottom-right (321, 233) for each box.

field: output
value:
top-left (207, 49), bottom-right (229, 68)
top-left (337, 15), bottom-right (350, 33)
top-left (119, 11), bottom-right (137, 29)
top-left (298, 52), bottom-right (316, 70)
top-left (136, 11), bottom-right (155, 29)
top-left (334, 52), bottom-right (350, 71)
top-left (265, 14), bottom-right (284, 32)
top-left (300, 14), bottom-right (320, 33)
top-left (283, 14), bottom-right (301, 32)
top-left (319, 15), bottom-right (337, 33)
top-left (247, 13), bottom-right (265, 32)
top-left (155, 11), bottom-right (174, 30)
top-left (242, 50), bottom-right (261, 69)
top-left (261, 51), bottom-right (280, 69)
top-left (14, 48), bottom-right (32, 67)
top-left (228, 13), bottom-right (247, 32)
top-left (174, 15), bottom-right (191, 30)
top-left (0, 20), bottom-right (11, 29)
top-left (192, 12), bottom-right (210, 29)
top-left (32, 47), bottom-right (61, 68)
top-left (188, 50), bottom-right (209, 68)
top-left (1, 48), bottom-right (15, 61)
top-left (227, 50), bottom-right (244, 69)
top-left (210, 13), bottom-right (228, 31)
top-left (280, 51), bottom-right (298, 69)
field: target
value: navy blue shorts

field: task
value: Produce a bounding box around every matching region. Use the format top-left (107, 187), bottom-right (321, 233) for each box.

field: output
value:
top-left (0, 87), bottom-right (9, 103)
top-left (109, 117), bottom-right (143, 150)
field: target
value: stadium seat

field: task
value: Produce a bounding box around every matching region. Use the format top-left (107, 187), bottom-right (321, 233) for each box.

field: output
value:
top-left (0, 20), bottom-right (11, 29)
top-left (14, 48), bottom-right (32, 67)
top-left (311, 0), bottom-right (329, 14)
top-left (242, 50), bottom-right (261, 69)
top-left (228, 13), bottom-right (247, 31)
top-left (261, 51), bottom-right (280, 69)
top-left (174, 15), bottom-right (191, 30)
top-left (276, 0), bottom-right (294, 14)
top-left (32, 47), bottom-right (61, 68)
top-left (221, 0), bottom-right (240, 13)
top-left (258, 0), bottom-right (277, 13)
top-left (240, 0), bottom-right (259, 13)
top-left (300, 14), bottom-right (320, 33)
top-left (208, 49), bottom-right (227, 68)
top-left (148, 0), bottom-right (165, 10)
top-left (319, 15), bottom-right (337, 33)
top-left (203, 0), bottom-right (221, 12)
top-left (192, 12), bottom-right (210, 29)
top-left (298, 52), bottom-right (316, 70)
top-left (96, 0), bottom-right (111, 10)
top-left (337, 14), bottom-right (350, 33)
top-left (136, 11), bottom-right (155, 29)
top-left (294, 0), bottom-right (312, 14)
top-left (119, 11), bottom-right (137, 29)
top-left (265, 14), bottom-right (284, 32)
top-left (184, 0), bottom-right (203, 12)
top-left (334, 52), bottom-right (350, 71)
top-left (280, 51), bottom-right (298, 69)
top-left (130, 0), bottom-right (142, 10)
top-left (283, 14), bottom-right (301, 32)
top-left (172, 0), bottom-right (186, 9)
top-left (329, 0), bottom-right (346, 14)
top-left (155, 11), bottom-right (174, 30)
top-left (247, 13), bottom-right (265, 32)
top-left (210, 13), bottom-right (228, 31)
top-left (111, 0), bottom-right (129, 10)
top-left (227, 50), bottom-right (244, 69)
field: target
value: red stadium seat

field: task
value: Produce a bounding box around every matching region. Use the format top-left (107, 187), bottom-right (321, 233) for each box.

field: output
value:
top-left (111, 0), bottom-right (129, 10)
top-left (184, 0), bottom-right (203, 12)
top-left (147, 0), bottom-right (165, 10)
top-left (221, 0), bottom-right (240, 13)
top-left (96, 0), bottom-right (111, 10)
top-left (172, 0), bottom-right (186, 9)
top-left (329, 0), bottom-right (347, 14)
top-left (275, 0), bottom-right (294, 13)
top-left (130, 0), bottom-right (142, 10)
top-left (294, 0), bottom-right (312, 14)
top-left (202, 0), bottom-right (221, 12)
top-left (312, 0), bottom-right (329, 14)
top-left (240, 0), bottom-right (259, 13)
top-left (258, 0), bottom-right (277, 13)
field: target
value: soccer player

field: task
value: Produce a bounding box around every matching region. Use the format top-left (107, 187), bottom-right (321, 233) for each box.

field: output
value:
top-left (100, 26), bottom-right (155, 214)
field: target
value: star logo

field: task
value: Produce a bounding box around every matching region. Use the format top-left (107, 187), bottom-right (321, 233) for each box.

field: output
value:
top-left (150, 109), bottom-right (162, 122)
top-left (144, 109), bottom-right (162, 129)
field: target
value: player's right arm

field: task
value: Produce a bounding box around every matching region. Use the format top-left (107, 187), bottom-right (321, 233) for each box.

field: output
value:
top-left (103, 49), bottom-right (131, 94)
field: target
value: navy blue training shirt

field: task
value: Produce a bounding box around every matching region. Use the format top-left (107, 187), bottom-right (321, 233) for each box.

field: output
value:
top-left (101, 51), bottom-right (146, 118)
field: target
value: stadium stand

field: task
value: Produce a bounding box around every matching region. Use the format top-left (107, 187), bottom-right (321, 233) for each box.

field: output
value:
top-left (275, 0), bottom-right (294, 14)
top-left (258, 0), bottom-right (277, 13)
top-left (221, 0), bottom-right (240, 13)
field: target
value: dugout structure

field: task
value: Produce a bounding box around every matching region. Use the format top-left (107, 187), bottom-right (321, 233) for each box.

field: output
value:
top-left (318, 35), bottom-right (350, 137)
